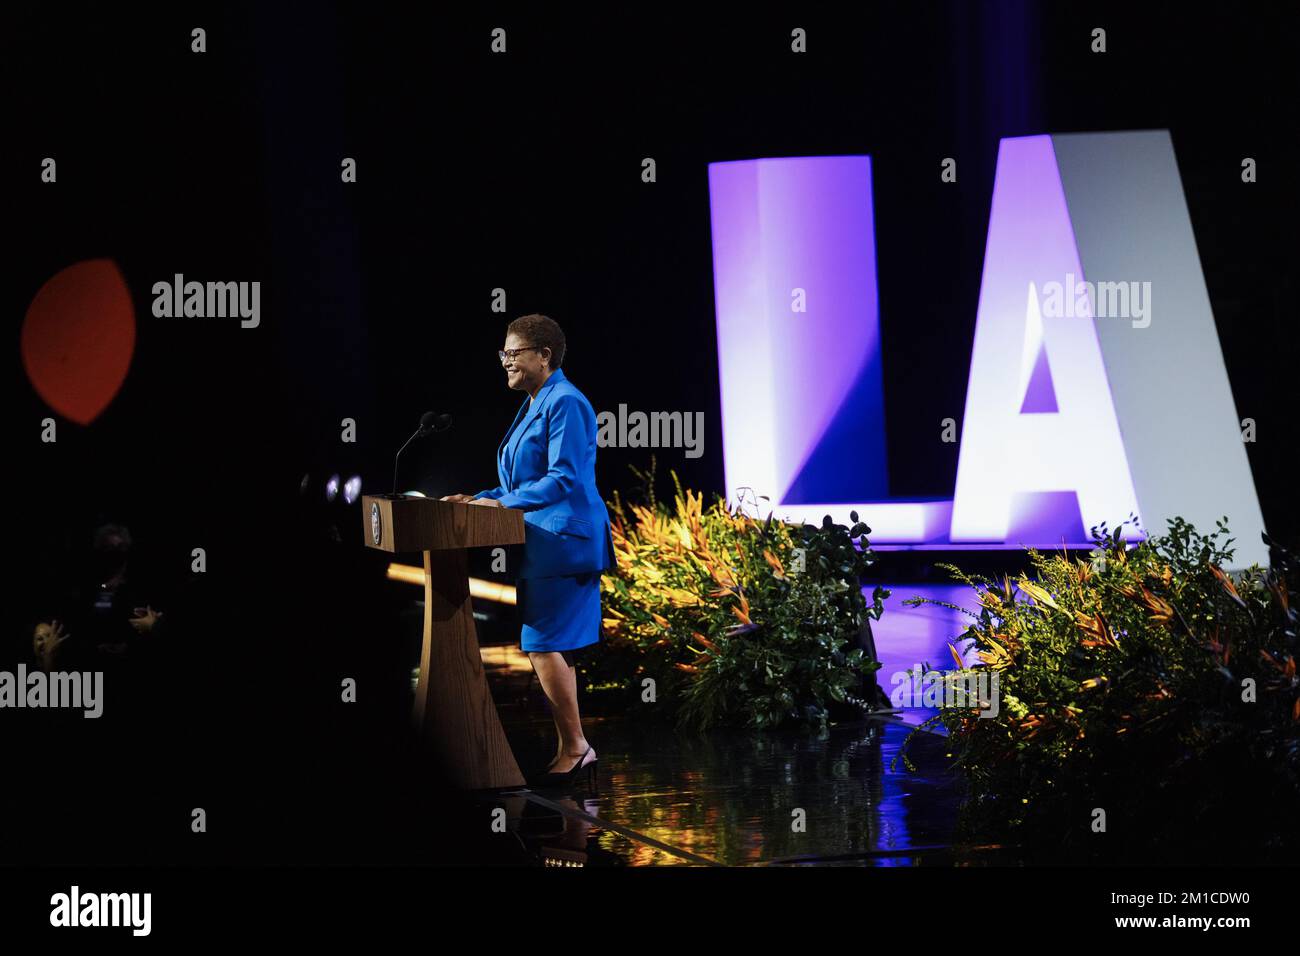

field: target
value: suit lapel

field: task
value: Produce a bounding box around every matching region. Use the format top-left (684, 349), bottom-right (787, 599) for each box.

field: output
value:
top-left (502, 369), bottom-right (567, 486)
top-left (497, 397), bottom-right (530, 489)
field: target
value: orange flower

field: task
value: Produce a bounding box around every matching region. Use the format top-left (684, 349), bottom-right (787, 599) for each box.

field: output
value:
top-left (1259, 650), bottom-right (1296, 678)
top-left (1018, 714), bottom-right (1046, 740)
top-left (1139, 586), bottom-right (1174, 625)
top-left (728, 589), bottom-right (752, 625)
top-left (1210, 564), bottom-right (1247, 609)
top-left (1077, 612), bottom-right (1120, 649)
top-left (709, 562), bottom-right (738, 589)
top-left (691, 630), bottom-right (717, 651)
top-left (1267, 575), bottom-right (1291, 616)
top-left (762, 549), bottom-right (786, 577)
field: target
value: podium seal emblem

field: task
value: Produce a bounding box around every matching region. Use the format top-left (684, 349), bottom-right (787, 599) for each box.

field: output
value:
top-left (371, 501), bottom-right (382, 546)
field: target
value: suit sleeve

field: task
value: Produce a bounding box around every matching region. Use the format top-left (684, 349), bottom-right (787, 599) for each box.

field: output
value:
top-left (495, 394), bottom-right (587, 511)
top-left (473, 486), bottom-right (505, 500)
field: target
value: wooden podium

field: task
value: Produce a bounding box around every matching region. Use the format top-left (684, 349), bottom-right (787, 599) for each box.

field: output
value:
top-left (362, 495), bottom-right (526, 790)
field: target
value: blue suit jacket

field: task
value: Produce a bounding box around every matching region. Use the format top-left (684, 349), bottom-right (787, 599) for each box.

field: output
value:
top-left (474, 368), bottom-right (616, 579)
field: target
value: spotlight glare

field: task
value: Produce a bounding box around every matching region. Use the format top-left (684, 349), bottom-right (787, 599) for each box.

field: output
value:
top-left (325, 474), bottom-right (340, 502)
top-left (343, 475), bottom-right (362, 504)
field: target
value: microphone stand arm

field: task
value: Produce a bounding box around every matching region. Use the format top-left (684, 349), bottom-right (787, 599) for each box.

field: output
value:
top-left (391, 426), bottom-right (425, 495)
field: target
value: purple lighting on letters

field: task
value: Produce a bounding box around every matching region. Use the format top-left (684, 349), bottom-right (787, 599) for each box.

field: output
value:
top-left (950, 135), bottom-right (1142, 546)
top-left (708, 156), bottom-right (889, 513)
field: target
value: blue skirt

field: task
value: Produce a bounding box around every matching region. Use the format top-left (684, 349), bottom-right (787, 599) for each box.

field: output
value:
top-left (517, 572), bottom-right (603, 653)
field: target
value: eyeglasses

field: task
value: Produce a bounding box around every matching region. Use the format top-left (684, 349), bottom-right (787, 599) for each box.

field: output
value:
top-left (499, 346), bottom-right (542, 364)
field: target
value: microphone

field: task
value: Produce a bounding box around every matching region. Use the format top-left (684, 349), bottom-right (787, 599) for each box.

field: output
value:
top-left (419, 412), bottom-right (453, 436)
top-left (393, 411), bottom-right (453, 494)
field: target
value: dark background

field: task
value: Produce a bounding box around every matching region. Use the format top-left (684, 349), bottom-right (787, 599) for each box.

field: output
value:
top-left (3, 2), bottom-right (1296, 864)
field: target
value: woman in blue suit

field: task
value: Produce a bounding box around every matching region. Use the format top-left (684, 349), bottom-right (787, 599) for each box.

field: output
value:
top-left (442, 314), bottom-right (613, 789)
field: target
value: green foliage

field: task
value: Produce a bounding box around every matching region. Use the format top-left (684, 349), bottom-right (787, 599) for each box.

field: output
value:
top-left (898, 517), bottom-right (1300, 859)
top-left (590, 459), bottom-right (887, 733)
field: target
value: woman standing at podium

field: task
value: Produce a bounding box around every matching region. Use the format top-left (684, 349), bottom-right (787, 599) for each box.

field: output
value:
top-left (442, 314), bottom-right (614, 790)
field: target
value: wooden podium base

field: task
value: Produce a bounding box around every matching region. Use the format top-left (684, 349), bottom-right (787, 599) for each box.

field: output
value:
top-left (414, 549), bottom-right (525, 790)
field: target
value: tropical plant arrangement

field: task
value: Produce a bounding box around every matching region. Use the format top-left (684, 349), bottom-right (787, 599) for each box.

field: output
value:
top-left (588, 461), bottom-right (889, 733)
top-left (898, 517), bottom-right (1300, 860)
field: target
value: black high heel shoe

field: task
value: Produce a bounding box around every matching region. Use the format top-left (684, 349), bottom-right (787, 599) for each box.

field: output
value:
top-left (527, 747), bottom-right (597, 790)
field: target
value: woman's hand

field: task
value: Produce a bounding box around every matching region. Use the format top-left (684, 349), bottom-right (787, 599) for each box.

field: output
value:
top-left (440, 494), bottom-right (474, 503)
top-left (468, 497), bottom-right (503, 508)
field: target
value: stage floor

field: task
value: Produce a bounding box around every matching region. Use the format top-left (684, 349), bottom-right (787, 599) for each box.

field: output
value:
top-left (482, 715), bottom-right (966, 866)
top-left (478, 584), bottom-right (991, 866)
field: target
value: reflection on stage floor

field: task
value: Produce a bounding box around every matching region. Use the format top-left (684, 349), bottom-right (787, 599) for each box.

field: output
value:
top-left (474, 584), bottom-right (1006, 866)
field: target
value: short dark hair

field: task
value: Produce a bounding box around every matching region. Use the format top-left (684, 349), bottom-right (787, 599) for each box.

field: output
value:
top-left (507, 313), bottom-right (566, 369)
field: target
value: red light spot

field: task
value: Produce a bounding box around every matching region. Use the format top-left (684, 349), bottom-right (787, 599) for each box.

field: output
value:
top-left (22, 259), bottom-right (136, 425)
